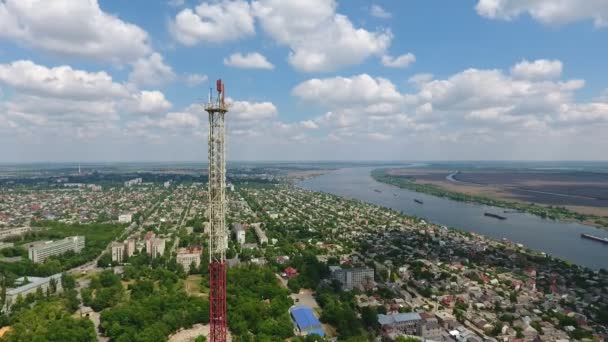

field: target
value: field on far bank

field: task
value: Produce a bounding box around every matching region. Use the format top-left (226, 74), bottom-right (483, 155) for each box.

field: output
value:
top-left (387, 169), bottom-right (608, 217)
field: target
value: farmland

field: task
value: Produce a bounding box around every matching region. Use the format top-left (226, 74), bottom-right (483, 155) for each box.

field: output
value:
top-left (375, 168), bottom-right (608, 228)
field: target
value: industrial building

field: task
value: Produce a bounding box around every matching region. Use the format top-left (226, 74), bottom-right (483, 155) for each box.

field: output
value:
top-left (176, 246), bottom-right (202, 272)
top-left (290, 306), bottom-right (325, 337)
top-left (28, 236), bottom-right (85, 263)
top-left (329, 266), bottom-right (375, 291)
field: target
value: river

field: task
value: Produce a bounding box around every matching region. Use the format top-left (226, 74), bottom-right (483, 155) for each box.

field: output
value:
top-left (298, 167), bottom-right (608, 270)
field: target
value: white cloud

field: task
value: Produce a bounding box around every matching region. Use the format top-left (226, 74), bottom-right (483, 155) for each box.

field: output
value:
top-left (170, 0), bottom-right (255, 45)
top-left (511, 59), bottom-right (563, 80)
top-left (381, 53), bottom-right (416, 68)
top-left (253, 0), bottom-right (392, 72)
top-left (0, 60), bottom-right (173, 140)
top-left (230, 100), bottom-right (278, 121)
top-left (0, 0), bottom-right (152, 64)
top-left (223, 52), bottom-right (274, 69)
top-left (0, 60), bottom-right (127, 100)
top-left (300, 120), bottom-right (319, 129)
top-left (129, 53), bottom-right (176, 87)
top-left (475, 0), bottom-right (608, 27)
top-left (128, 91), bottom-right (172, 114)
top-left (292, 74), bottom-right (402, 106)
top-left (185, 74), bottom-right (208, 87)
top-left (370, 4), bottom-right (391, 19)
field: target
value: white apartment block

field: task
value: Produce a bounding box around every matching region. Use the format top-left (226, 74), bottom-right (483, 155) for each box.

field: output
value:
top-left (111, 242), bottom-right (125, 263)
top-left (145, 233), bottom-right (166, 259)
top-left (232, 223), bottom-right (246, 245)
top-left (0, 226), bottom-right (33, 240)
top-left (176, 247), bottom-right (202, 272)
top-left (28, 236), bottom-right (85, 263)
top-left (118, 214), bottom-right (132, 223)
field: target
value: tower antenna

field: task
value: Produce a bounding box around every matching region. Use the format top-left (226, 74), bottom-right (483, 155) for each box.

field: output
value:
top-left (205, 79), bottom-right (229, 342)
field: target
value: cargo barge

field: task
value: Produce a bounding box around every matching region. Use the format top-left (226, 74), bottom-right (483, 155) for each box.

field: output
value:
top-left (581, 233), bottom-right (608, 244)
top-left (484, 212), bottom-right (507, 220)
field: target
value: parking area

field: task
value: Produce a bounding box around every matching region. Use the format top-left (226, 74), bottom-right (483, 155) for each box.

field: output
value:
top-left (290, 289), bottom-right (319, 309)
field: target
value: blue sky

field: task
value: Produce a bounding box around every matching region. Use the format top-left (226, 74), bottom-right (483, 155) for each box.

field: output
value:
top-left (1, 0), bottom-right (607, 162)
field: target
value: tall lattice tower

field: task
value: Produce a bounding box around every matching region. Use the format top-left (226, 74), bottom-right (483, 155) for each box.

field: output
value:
top-left (205, 79), bottom-right (228, 342)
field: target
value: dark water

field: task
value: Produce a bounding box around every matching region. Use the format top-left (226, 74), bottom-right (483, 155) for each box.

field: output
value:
top-left (298, 167), bottom-right (608, 270)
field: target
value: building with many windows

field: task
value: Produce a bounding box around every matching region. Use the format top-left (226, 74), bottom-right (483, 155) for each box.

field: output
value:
top-left (176, 246), bottom-right (202, 272)
top-left (28, 236), bottom-right (85, 263)
top-left (111, 242), bottom-right (125, 263)
top-left (2, 273), bottom-right (63, 312)
top-left (232, 223), bottom-right (246, 245)
top-left (329, 266), bottom-right (375, 291)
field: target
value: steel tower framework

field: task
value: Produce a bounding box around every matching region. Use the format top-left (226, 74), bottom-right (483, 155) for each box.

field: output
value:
top-left (205, 79), bottom-right (228, 342)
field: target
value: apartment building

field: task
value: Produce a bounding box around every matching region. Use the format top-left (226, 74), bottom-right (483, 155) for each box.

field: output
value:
top-left (28, 236), bottom-right (85, 263)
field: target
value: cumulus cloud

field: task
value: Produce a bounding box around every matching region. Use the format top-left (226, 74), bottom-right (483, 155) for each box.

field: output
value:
top-left (170, 0), bottom-right (392, 72)
top-left (0, 60), bottom-right (172, 138)
top-left (292, 74), bottom-right (402, 106)
top-left (370, 4), bottom-right (391, 19)
top-left (253, 0), bottom-right (392, 72)
top-left (475, 0), bottom-right (608, 27)
top-left (511, 59), bottom-right (563, 80)
top-left (0, 60), bottom-right (127, 100)
top-left (230, 99), bottom-right (278, 121)
top-left (170, 0), bottom-right (255, 45)
top-left (0, 0), bottom-right (152, 64)
top-left (129, 53), bottom-right (176, 87)
top-left (224, 52), bottom-right (274, 69)
top-left (128, 91), bottom-right (172, 114)
top-left (381, 53), bottom-right (416, 68)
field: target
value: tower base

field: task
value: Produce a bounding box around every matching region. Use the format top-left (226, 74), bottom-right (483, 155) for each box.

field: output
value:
top-left (209, 261), bottom-right (227, 342)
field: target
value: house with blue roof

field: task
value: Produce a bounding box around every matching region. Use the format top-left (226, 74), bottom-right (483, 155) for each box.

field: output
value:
top-left (289, 305), bottom-right (325, 337)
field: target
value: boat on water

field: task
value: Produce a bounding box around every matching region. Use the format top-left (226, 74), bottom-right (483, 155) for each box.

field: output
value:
top-left (484, 212), bottom-right (507, 220)
top-left (374, 189), bottom-right (382, 193)
top-left (414, 199), bottom-right (424, 204)
top-left (581, 233), bottom-right (608, 244)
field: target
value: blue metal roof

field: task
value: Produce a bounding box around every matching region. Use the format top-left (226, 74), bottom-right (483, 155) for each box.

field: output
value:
top-left (290, 306), bottom-right (323, 334)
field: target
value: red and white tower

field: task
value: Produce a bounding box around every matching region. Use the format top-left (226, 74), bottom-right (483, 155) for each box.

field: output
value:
top-left (205, 79), bottom-right (228, 342)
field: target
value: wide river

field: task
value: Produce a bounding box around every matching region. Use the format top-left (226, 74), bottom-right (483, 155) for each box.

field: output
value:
top-left (298, 167), bottom-right (608, 270)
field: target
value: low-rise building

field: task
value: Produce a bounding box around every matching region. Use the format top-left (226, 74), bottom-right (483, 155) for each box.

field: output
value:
top-left (118, 214), bottom-right (132, 223)
top-left (0, 227), bottom-right (33, 240)
top-left (3, 273), bottom-right (63, 312)
top-left (176, 246), bottom-right (202, 272)
top-left (28, 236), bottom-right (85, 263)
top-left (252, 223), bottom-right (268, 245)
top-left (378, 312), bottom-right (422, 336)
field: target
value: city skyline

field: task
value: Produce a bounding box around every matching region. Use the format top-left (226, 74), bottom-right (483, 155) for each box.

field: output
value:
top-left (1, 0), bottom-right (608, 162)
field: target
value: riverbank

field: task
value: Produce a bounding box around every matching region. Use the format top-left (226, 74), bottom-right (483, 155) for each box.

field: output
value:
top-left (371, 168), bottom-right (608, 231)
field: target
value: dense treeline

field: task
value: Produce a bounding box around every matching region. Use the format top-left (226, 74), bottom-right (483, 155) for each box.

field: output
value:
top-left (98, 265), bottom-right (209, 342)
top-left (0, 272), bottom-right (94, 342)
top-left (227, 266), bottom-right (294, 341)
top-left (0, 222), bottom-right (125, 280)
